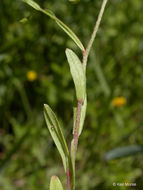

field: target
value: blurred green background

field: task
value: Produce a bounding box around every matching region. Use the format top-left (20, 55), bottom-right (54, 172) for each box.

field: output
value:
top-left (0, 0), bottom-right (143, 189)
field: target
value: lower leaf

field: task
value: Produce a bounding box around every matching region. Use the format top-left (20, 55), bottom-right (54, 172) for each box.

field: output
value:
top-left (50, 175), bottom-right (64, 190)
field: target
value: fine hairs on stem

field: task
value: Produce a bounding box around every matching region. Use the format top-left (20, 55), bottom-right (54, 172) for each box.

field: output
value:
top-left (23, 0), bottom-right (108, 189)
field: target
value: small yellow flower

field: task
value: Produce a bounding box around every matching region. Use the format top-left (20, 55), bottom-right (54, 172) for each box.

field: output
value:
top-left (112, 96), bottom-right (126, 107)
top-left (26, 70), bottom-right (37, 82)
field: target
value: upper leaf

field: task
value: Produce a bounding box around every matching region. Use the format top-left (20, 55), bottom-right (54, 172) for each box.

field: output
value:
top-left (44, 104), bottom-right (69, 172)
top-left (23, 0), bottom-right (41, 11)
top-left (56, 18), bottom-right (84, 51)
top-left (65, 48), bottom-right (86, 100)
top-left (50, 176), bottom-right (64, 190)
top-left (23, 0), bottom-right (85, 51)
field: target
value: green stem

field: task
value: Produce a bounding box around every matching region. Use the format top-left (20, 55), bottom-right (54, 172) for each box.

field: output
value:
top-left (83, 0), bottom-right (108, 69)
top-left (71, 1), bottom-right (108, 189)
top-left (73, 99), bottom-right (83, 153)
top-left (74, 0), bottom-right (108, 153)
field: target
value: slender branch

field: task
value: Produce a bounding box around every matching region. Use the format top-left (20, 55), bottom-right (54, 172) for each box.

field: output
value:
top-left (83, 0), bottom-right (108, 68)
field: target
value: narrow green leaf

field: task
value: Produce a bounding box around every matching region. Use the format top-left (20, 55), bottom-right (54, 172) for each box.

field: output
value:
top-left (0, 130), bottom-right (28, 173)
top-left (50, 176), bottom-right (64, 190)
top-left (65, 48), bottom-right (86, 100)
top-left (105, 145), bottom-right (143, 161)
top-left (70, 139), bottom-right (75, 190)
top-left (23, 0), bottom-right (41, 11)
top-left (23, 0), bottom-right (85, 51)
top-left (39, 7), bottom-right (56, 19)
top-left (73, 96), bottom-right (87, 136)
top-left (44, 104), bottom-right (69, 172)
top-left (56, 19), bottom-right (84, 51)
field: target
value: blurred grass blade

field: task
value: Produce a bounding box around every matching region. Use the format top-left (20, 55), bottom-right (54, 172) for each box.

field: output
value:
top-left (0, 130), bottom-right (29, 173)
top-left (70, 139), bottom-right (75, 190)
top-left (105, 145), bottom-right (143, 161)
top-left (90, 50), bottom-right (110, 97)
top-left (66, 48), bottom-right (86, 100)
top-left (50, 176), bottom-right (64, 190)
top-left (23, 0), bottom-right (85, 51)
top-left (20, 18), bottom-right (28, 23)
top-left (73, 96), bottom-right (87, 136)
top-left (44, 104), bottom-right (69, 172)
top-left (13, 78), bottom-right (32, 120)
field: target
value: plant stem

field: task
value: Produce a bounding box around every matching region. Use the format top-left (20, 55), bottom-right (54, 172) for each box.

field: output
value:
top-left (72, 0), bottom-right (108, 169)
top-left (83, 0), bottom-right (108, 69)
top-left (66, 168), bottom-right (71, 190)
top-left (74, 0), bottom-right (108, 152)
top-left (73, 99), bottom-right (83, 153)
top-left (69, 1), bottom-right (108, 189)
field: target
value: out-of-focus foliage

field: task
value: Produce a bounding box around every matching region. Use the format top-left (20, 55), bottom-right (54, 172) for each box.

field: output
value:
top-left (0, 0), bottom-right (143, 189)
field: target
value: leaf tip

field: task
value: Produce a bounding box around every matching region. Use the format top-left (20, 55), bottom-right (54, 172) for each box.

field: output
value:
top-left (51, 175), bottom-right (58, 180)
top-left (43, 104), bottom-right (49, 112)
top-left (65, 48), bottom-right (70, 54)
top-left (43, 103), bottom-right (47, 109)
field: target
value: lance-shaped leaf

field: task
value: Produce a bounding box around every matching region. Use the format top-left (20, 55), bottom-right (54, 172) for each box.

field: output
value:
top-left (23, 0), bottom-right (41, 11)
top-left (23, 0), bottom-right (85, 51)
top-left (56, 18), bottom-right (84, 51)
top-left (105, 145), bottom-right (143, 161)
top-left (65, 48), bottom-right (86, 100)
top-left (50, 176), bottom-right (64, 190)
top-left (44, 104), bottom-right (69, 172)
top-left (73, 96), bottom-right (87, 136)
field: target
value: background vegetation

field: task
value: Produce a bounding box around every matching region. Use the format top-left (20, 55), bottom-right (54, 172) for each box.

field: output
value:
top-left (0, 0), bottom-right (143, 189)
